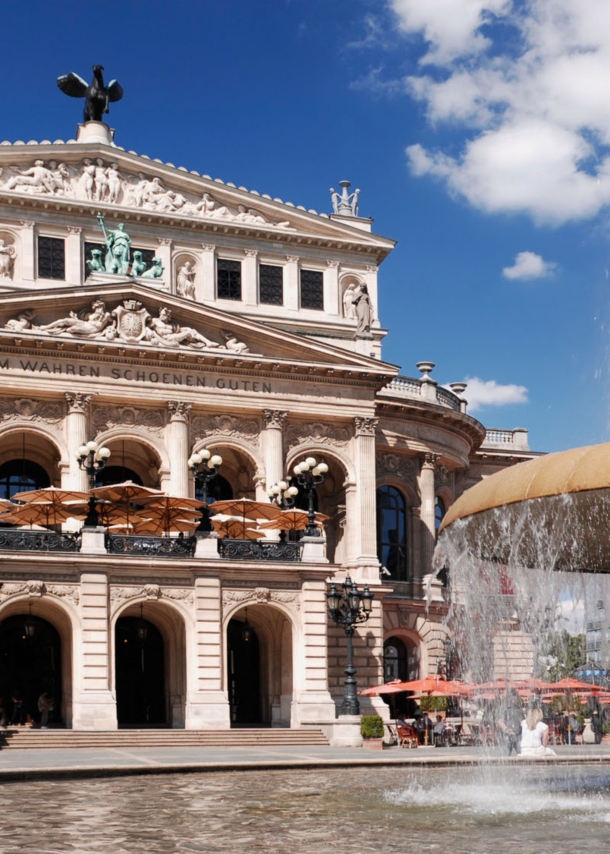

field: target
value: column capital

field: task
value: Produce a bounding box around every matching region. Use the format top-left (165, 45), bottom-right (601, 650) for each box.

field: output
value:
top-left (326, 260), bottom-right (339, 268)
top-left (202, 243), bottom-right (216, 252)
top-left (65, 392), bottom-right (91, 413)
top-left (67, 226), bottom-right (82, 235)
top-left (20, 220), bottom-right (35, 229)
top-left (158, 237), bottom-right (172, 246)
top-left (244, 248), bottom-right (258, 257)
top-left (421, 452), bottom-right (440, 471)
top-left (285, 255), bottom-right (299, 263)
top-left (354, 416), bottom-right (378, 436)
top-left (366, 265), bottom-right (378, 273)
top-left (263, 409), bottom-right (288, 429)
top-left (168, 401), bottom-right (192, 422)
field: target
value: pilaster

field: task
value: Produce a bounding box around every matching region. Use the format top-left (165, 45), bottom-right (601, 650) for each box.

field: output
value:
top-left (419, 453), bottom-right (439, 580)
top-left (262, 409), bottom-right (288, 492)
top-left (186, 576), bottom-right (230, 729)
top-left (284, 255), bottom-right (300, 312)
top-left (292, 579), bottom-right (336, 725)
top-left (19, 220), bottom-right (35, 283)
top-left (72, 571), bottom-right (117, 730)
top-left (157, 237), bottom-right (173, 291)
top-left (324, 260), bottom-right (340, 317)
top-left (200, 243), bottom-right (216, 302)
top-left (66, 227), bottom-right (82, 286)
top-left (242, 248), bottom-right (258, 307)
top-left (350, 416), bottom-right (379, 579)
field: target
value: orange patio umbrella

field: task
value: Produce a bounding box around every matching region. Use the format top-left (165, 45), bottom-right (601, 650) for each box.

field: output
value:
top-left (211, 515), bottom-right (262, 540)
top-left (90, 481), bottom-right (164, 504)
top-left (259, 509), bottom-right (331, 532)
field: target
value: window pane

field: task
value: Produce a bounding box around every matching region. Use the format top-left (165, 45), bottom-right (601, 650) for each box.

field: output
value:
top-left (38, 236), bottom-right (65, 280)
top-left (259, 264), bottom-right (283, 305)
top-left (300, 269), bottom-right (324, 310)
top-left (376, 485), bottom-right (408, 581)
top-left (0, 460), bottom-right (50, 501)
top-left (217, 259), bottom-right (242, 301)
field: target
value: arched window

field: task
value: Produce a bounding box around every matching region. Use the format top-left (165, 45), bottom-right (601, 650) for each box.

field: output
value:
top-left (435, 496), bottom-right (445, 534)
top-left (383, 637), bottom-right (408, 682)
top-left (0, 460), bottom-right (50, 500)
top-left (376, 485), bottom-right (408, 581)
top-left (195, 473), bottom-right (233, 505)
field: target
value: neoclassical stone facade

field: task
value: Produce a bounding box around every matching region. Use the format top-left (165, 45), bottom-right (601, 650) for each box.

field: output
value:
top-left (0, 123), bottom-right (535, 739)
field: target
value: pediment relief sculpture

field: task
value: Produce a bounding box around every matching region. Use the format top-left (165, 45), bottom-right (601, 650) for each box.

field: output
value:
top-left (3, 299), bottom-right (250, 353)
top-left (0, 158), bottom-right (294, 229)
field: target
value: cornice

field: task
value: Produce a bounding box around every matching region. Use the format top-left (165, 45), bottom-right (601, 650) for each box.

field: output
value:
top-left (375, 396), bottom-right (486, 450)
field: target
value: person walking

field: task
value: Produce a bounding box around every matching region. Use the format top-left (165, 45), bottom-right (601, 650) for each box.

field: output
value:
top-left (37, 692), bottom-right (54, 729)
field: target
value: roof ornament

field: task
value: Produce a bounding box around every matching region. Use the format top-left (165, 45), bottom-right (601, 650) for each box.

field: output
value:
top-left (57, 65), bottom-right (123, 124)
top-left (330, 180), bottom-right (360, 217)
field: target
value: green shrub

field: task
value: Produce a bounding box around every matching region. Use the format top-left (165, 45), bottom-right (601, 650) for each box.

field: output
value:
top-left (419, 696), bottom-right (448, 713)
top-left (360, 715), bottom-right (384, 739)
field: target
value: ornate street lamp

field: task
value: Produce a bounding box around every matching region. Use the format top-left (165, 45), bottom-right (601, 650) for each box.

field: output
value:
top-left (24, 602), bottom-right (36, 639)
top-left (268, 480), bottom-right (299, 509)
top-left (293, 457), bottom-right (329, 537)
top-left (188, 449), bottom-right (223, 532)
top-left (327, 574), bottom-right (374, 715)
top-left (77, 440), bottom-right (111, 526)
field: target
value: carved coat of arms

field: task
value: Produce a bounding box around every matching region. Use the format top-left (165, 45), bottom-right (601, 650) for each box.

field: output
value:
top-left (111, 300), bottom-right (150, 342)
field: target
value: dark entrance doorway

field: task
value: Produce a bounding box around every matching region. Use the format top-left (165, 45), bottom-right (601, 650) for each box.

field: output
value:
top-left (0, 614), bottom-right (62, 726)
top-left (115, 617), bottom-right (166, 726)
top-left (227, 618), bottom-right (261, 726)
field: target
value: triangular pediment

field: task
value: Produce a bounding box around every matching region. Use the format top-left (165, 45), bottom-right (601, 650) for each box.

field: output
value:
top-left (0, 141), bottom-right (395, 256)
top-left (0, 281), bottom-right (398, 383)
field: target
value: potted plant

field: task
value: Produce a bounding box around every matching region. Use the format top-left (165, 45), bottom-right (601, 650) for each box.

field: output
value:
top-left (360, 714), bottom-right (385, 750)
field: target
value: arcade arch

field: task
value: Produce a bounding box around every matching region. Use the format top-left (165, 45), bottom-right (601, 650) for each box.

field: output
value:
top-left (0, 425), bottom-right (65, 489)
top-left (226, 604), bottom-right (294, 727)
top-left (112, 600), bottom-right (187, 728)
top-left (96, 433), bottom-right (167, 489)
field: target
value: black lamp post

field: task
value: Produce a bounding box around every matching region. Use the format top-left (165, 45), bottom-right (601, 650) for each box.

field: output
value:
top-left (327, 574), bottom-right (374, 715)
top-left (293, 457), bottom-right (328, 537)
top-left (77, 440), bottom-right (111, 526)
top-left (188, 449), bottom-right (223, 532)
top-left (268, 480), bottom-right (299, 509)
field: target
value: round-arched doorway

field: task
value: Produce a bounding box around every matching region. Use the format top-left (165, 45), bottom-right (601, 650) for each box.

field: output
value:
top-left (115, 616), bottom-right (166, 726)
top-left (227, 617), bottom-right (261, 725)
top-left (0, 614), bottom-right (62, 726)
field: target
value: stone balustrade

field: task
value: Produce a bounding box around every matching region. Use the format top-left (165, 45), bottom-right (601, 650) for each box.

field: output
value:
top-left (381, 375), bottom-right (463, 412)
top-left (482, 428), bottom-right (530, 450)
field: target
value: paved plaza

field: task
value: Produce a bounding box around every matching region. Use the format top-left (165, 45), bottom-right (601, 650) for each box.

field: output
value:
top-left (0, 743), bottom-right (609, 780)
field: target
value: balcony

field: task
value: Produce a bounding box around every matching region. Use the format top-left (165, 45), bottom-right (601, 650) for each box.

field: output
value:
top-left (218, 538), bottom-right (302, 562)
top-left (380, 375), bottom-right (463, 412)
top-left (482, 428), bottom-right (530, 451)
top-left (106, 534), bottom-right (197, 558)
top-left (0, 529), bottom-right (80, 553)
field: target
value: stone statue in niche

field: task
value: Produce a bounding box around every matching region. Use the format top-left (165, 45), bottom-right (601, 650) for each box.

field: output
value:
top-left (145, 307), bottom-right (219, 349)
top-left (0, 239), bottom-right (16, 280)
top-left (342, 282), bottom-right (358, 320)
top-left (353, 284), bottom-right (373, 339)
top-left (140, 257), bottom-right (164, 279)
top-left (176, 262), bottom-right (196, 299)
top-left (39, 299), bottom-right (113, 338)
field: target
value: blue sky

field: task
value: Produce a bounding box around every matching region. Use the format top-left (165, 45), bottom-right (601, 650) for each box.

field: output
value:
top-left (2, 0), bottom-right (610, 453)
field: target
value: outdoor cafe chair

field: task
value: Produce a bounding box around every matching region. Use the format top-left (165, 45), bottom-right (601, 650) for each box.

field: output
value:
top-left (397, 725), bottom-right (418, 749)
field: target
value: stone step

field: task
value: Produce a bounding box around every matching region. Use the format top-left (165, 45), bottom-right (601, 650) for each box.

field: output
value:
top-left (0, 728), bottom-right (329, 749)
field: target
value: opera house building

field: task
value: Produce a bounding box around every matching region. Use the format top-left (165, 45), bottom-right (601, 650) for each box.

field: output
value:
top-left (0, 119), bottom-right (533, 741)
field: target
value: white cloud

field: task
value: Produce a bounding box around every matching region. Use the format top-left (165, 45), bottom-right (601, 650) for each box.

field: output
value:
top-left (389, 0), bottom-right (610, 224)
top-left (462, 376), bottom-right (529, 411)
top-left (502, 251), bottom-right (557, 279)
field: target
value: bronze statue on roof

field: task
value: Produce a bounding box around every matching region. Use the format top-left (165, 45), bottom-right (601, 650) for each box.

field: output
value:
top-left (57, 65), bottom-right (123, 124)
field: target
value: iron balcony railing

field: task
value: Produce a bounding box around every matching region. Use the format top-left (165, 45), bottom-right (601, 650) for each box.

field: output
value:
top-left (218, 538), bottom-right (302, 562)
top-left (0, 529), bottom-right (80, 553)
top-left (106, 534), bottom-right (197, 558)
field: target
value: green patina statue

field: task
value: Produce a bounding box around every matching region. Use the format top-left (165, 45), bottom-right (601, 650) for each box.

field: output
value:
top-left (96, 213), bottom-right (132, 274)
top-left (86, 248), bottom-right (104, 274)
top-left (141, 257), bottom-right (164, 279)
top-left (131, 251), bottom-right (147, 277)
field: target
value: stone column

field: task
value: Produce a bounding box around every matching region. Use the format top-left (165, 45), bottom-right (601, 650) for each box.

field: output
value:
top-left (186, 577), bottom-right (230, 728)
top-left (242, 248), bottom-right (258, 307)
top-left (343, 482), bottom-right (359, 564)
top-left (63, 393), bottom-right (90, 491)
top-left (351, 417), bottom-right (379, 581)
top-left (167, 401), bottom-right (192, 496)
top-left (284, 255), bottom-right (300, 312)
top-left (66, 226), bottom-right (82, 286)
top-left (419, 453), bottom-right (439, 581)
top-left (157, 237), bottom-right (173, 292)
top-left (19, 220), bottom-right (35, 283)
top-left (72, 572), bottom-right (117, 730)
top-left (262, 410), bottom-right (287, 492)
top-left (324, 260), bottom-right (340, 317)
top-left (200, 243), bottom-right (216, 302)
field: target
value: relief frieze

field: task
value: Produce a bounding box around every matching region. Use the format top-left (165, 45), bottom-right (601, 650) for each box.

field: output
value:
top-left (0, 397), bottom-right (65, 424)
